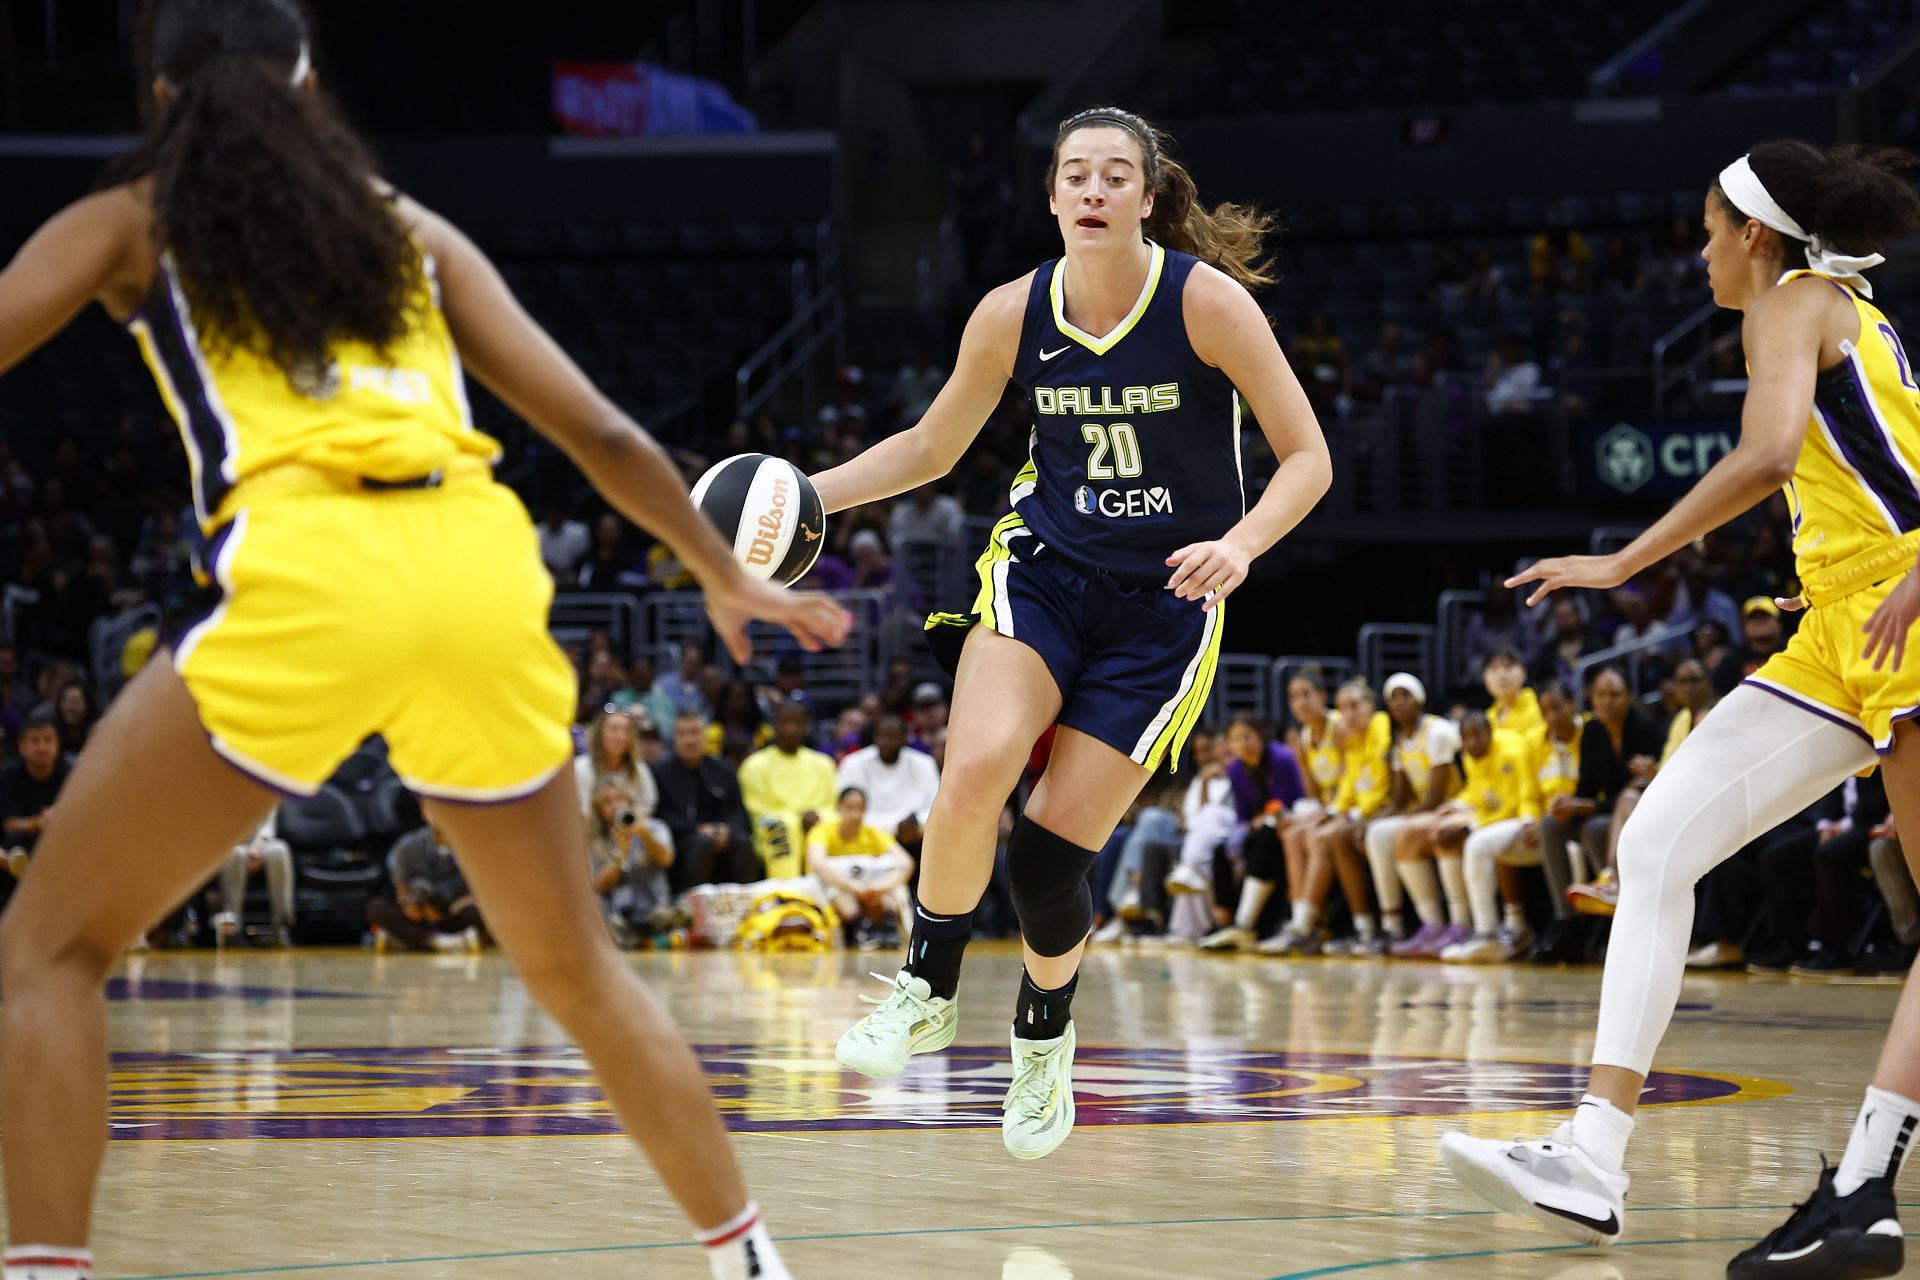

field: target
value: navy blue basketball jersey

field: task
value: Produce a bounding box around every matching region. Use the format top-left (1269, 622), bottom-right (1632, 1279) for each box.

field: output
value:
top-left (1007, 241), bottom-right (1245, 580)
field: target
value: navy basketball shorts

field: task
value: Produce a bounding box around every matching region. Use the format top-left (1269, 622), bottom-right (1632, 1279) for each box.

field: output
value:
top-left (924, 513), bottom-right (1222, 772)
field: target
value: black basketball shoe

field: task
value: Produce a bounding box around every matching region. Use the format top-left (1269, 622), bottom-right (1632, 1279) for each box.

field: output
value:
top-left (1727, 1163), bottom-right (1903, 1279)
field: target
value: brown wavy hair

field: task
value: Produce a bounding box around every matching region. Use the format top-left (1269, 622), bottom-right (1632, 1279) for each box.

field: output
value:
top-left (1046, 106), bottom-right (1280, 290)
top-left (112, 0), bottom-right (423, 392)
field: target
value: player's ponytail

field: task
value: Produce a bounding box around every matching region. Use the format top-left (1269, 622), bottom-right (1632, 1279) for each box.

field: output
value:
top-left (1049, 106), bottom-right (1280, 291)
top-left (1720, 139), bottom-right (1920, 264)
top-left (116, 0), bottom-right (422, 392)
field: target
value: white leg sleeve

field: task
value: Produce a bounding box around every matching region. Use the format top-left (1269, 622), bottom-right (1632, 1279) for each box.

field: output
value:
top-left (1463, 819), bottom-right (1525, 934)
top-left (1365, 816), bottom-right (1409, 912)
top-left (1593, 685), bottom-right (1876, 1073)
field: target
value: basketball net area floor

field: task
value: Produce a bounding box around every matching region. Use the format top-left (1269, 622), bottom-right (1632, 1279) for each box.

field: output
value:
top-left (32, 941), bottom-right (1915, 1279)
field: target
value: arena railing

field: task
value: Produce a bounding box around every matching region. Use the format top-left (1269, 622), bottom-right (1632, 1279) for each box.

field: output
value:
top-left (1357, 622), bottom-right (1438, 696)
top-left (549, 592), bottom-right (643, 665)
top-left (1570, 628), bottom-right (1689, 707)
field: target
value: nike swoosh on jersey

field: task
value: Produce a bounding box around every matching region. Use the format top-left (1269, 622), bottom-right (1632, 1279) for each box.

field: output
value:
top-left (1039, 346), bottom-right (1070, 361)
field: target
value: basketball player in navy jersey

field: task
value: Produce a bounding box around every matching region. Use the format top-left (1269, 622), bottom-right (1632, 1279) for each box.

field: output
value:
top-left (813, 107), bottom-right (1330, 1159)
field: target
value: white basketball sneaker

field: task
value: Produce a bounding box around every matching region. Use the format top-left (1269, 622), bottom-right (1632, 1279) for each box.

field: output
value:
top-left (1438, 1123), bottom-right (1628, 1246)
top-left (1003, 1021), bottom-right (1077, 1160)
top-left (1198, 924), bottom-right (1255, 952)
top-left (834, 970), bottom-right (957, 1078)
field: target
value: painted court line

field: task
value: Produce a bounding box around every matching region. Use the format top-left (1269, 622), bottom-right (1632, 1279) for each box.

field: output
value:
top-left (1266, 1232), bottom-right (1920, 1278)
top-left (113, 1204), bottom-right (1913, 1278)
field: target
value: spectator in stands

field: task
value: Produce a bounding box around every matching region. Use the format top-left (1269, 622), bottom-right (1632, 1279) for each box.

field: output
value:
top-left (575, 710), bottom-right (672, 867)
top-left (1532, 666), bottom-right (1662, 963)
top-left (1431, 712), bottom-right (1538, 963)
top-left (536, 500), bottom-right (590, 580)
top-left (1692, 618), bottom-right (1734, 673)
top-left (1290, 310), bottom-right (1350, 411)
top-left (633, 713), bottom-right (666, 768)
top-left (577, 513), bottom-right (645, 591)
top-left (1750, 774), bottom-right (1891, 978)
top-left (1318, 681), bottom-right (1396, 955)
top-left (610, 656), bottom-right (677, 737)
top-left (1356, 322), bottom-right (1413, 403)
top-left (43, 681), bottom-right (95, 757)
top-left (848, 529), bottom-right (920, 609)
top-left (708, 678), bottom-right (773, 765)
top-left (910, 681), bottom-right (950, 739)
top-left (1529, 226), bottom-right (1592, 294)
top-left (888, 482), bottom-right (966, 548)
top-left (0, 711), bottom-right (69, 902)
top-left (830, 706), bottom-right (870, 760)
top-left (645, 537), bottom-right (696, 590)
top-left (129, 508), bottom-right (193, 599)
top-left (366, 823), bottom-right (484, 952)
top-left (1190, 716), bottom-right (1305, 949)
top-left (1570, 657), bottom-right (1717, 916)
top-left (769, 653), bottom-right (814, 716)
top-left (837, 714), bottom-right (940, 851)
top-left (1484, 334), bottom-right (1542, 415)
top-left (216, 810), bottom-right (293, 948)
top-left (0, 645), bottom-right (32, 715)
top-left (738, 701), bottom-right (839, 879)
top-left (579, 651), bottom-right (628, 719)
top-left (808, 786), bottom-right (916, 949)
top-left (1484, 648), bottom-right (1544, 739)
top-left (1356, 675), bottom-right (1462, 954)
top-left (1668, 549), bottom-right (1744, 641)
top-left (654, 711), bottom-right (759, 892)
top-left (1608, 582), bottom-right (1680, 656)
top-left (1462, 249), bottom-right (1508, 302)
top-left (1711, 596), bottom-right (1786, 695)
top-left (587, 776), bottom-right (677, 948)
top-left (1595, 233), bottom-right (1640, 296)
top-left (1431, 245), bottom-right (1471, 300)
top-left (655, 644), bottom-right (710, 719)
top-left (888, 346), bottom-right (945, 426)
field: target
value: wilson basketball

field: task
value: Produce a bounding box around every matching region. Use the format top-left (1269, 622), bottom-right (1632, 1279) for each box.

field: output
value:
top-left (690, 453), bottom-right (826, 585)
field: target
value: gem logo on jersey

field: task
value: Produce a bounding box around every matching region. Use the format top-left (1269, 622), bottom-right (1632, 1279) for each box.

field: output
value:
top-left (1078, 486), bottom-right (1174, 519)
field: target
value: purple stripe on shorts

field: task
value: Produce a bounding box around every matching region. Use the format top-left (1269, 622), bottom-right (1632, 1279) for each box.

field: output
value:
top-left (1741, 678), bottom-right (1873, 743)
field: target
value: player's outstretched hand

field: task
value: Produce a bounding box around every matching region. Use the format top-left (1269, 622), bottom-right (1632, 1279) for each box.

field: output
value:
top-left (1166, 538), bottom-right (1251, 612)
top-left (706, 574), bottom-right (853, 665)
top-left (1862, 570), bottom-right (1920, 672)
top-left (1505, 553), bottom-right (1628, 607)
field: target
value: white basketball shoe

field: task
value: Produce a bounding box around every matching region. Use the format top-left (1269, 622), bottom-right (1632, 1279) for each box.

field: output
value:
top-left (1439, 1123), bottom-right (1629, 1246)
top-left (834, 970), bottom-right (957, 1078)
top-left (1003, 1021), bottom-right (1077, 1160)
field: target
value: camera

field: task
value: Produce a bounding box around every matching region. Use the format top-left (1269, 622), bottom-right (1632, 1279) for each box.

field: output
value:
top-left (407, 876), bottom-right (450, 914)
top-left (617, 808), bottom-right (638, 829)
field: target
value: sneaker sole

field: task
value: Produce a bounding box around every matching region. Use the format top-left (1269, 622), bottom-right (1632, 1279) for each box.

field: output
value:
top-left (1438, 1135), bottom-right (1619, 1248)
top-left (1727, 1228), bottom-right (1902, 1279)
top-left (835, 1013), bottom-right (958, 1078)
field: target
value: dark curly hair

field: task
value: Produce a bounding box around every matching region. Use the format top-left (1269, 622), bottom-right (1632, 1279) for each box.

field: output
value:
top-left (110, 0), bottom-right (423, 392)
top-left (1715, 140), bottom-right (1920, 267)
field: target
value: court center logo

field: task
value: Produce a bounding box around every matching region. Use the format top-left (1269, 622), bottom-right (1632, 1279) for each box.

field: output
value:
top-left (1597, 423), bottom-right (1655, 494)
top-left (103, 1045), bottom-right (1770, 1140)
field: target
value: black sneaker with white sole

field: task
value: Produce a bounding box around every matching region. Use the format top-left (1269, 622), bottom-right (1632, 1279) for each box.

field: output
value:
top-left (1727, 1164), bottom-right (1903, 1279)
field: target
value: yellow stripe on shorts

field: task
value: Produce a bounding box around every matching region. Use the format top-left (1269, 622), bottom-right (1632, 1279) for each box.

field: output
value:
top-left (1145, 599), bottom-right (1225, 771)
top-left (971, 512), bottom-right (1025, 633)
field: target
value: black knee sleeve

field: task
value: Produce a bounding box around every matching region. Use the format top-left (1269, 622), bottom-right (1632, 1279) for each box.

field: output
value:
top-left (1007, 817), bottom-right (1100, 957)
top-left (1243, 826), bottom-right (1285, 881)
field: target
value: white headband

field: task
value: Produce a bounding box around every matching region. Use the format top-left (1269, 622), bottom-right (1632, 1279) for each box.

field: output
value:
top-left (289, 42), bottom-right (311, 87)
top-left (1718, 154), bottom-right (1885, 298)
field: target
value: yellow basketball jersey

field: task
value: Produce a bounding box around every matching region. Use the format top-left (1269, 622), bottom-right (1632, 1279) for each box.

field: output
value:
top-left (1298, 711), bottom-right (1346, 802)
top-left (1777, 269), bottom-right (1920, 580)
top-left (1391, 713), bottom-right (1462, 805)
top-left (1333, 710), bottom-right (1392, 819)
top-left (128, 250), bottom-right (500, 531)
top-left (1527, 717), bottom-right (1583, 806)
top-left (1460, 729), bottom-right (1538, 827)
top-left (1490, 687), bottom-right (1544, 741)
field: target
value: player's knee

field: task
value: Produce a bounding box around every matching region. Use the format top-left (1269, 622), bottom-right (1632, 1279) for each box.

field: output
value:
top-left (1613, 803), bottom-right (1680, 892)
top-left (1006, 816), bottom-right (1098, 957)
top-left (513, 936), bottom-right (619, 1023)
top-left (934, 746), bottom-right (1020, 822)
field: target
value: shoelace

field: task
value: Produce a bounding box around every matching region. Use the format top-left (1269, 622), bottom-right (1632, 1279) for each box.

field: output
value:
top-left (853, 972), bottom-right (933, 1037)
top-left (1006, 1046), bottom-right (1060, 1121)
top-left (1757, 1156), bottom-right (1832, 1251)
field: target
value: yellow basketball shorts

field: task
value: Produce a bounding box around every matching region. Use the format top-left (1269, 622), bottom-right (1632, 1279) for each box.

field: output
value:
top-left (173, 473), bottom-right (577, 801)
top-left (1746, 571), bottom-right (1920, 754)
